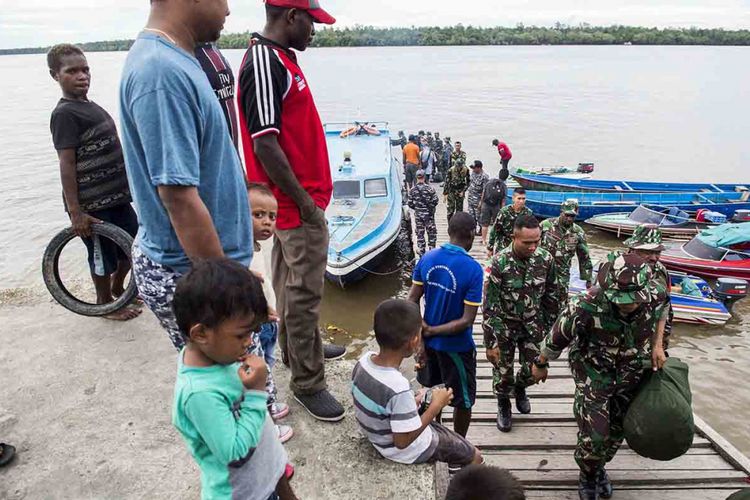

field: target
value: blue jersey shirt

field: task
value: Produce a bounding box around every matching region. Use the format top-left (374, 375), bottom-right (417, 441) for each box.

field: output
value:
top-left (412, 243), bottom-right (483, 352)
top-left (119, 33), bottom-right (252, 273)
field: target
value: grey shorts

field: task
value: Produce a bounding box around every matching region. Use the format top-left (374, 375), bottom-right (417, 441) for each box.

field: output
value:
top-left (405, 163), bottom-right (419, 184)
top-left (479, 203), bottom-right (501, 227)
top-left (416, 421), bottom-right (476, 465)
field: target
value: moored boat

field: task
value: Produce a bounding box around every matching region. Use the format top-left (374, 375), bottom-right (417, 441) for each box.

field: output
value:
top-left (584, 204), bottom-right (717, 240)
top-left (324, 123), bottom-right (406, 287)
top-left (660, 223), bottom-right (750, 280)
top-left (511, 172), bottom-right (750, 194)
top-left (517, 190), bottom-right (750, 221)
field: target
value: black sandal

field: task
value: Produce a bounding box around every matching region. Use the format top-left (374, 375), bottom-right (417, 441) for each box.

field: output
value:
top-left (0, 443), bottom-right (16, 467)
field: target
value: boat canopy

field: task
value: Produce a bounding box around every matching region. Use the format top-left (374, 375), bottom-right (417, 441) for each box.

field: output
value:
top-left (697, 223), bottom-right (750, 248)
top-left (628, 205), bottom-right (689, 226)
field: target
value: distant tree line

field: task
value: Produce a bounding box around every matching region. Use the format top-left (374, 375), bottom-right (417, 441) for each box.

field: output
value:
top-left (3, 24), bottom-right (749, 55)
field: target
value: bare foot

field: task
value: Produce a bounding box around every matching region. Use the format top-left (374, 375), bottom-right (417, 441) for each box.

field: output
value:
top-left (103, 306), bottom-right (142, 321)
top-left (111, 290), bottom-right (144, 307)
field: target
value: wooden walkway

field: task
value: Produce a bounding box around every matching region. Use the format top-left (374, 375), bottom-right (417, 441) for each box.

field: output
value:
top-left (423, 200), bottom-right (750, 499)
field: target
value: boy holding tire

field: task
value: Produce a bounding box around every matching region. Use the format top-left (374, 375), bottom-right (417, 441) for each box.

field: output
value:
top-left (47, 44), bottom-right (140, 321)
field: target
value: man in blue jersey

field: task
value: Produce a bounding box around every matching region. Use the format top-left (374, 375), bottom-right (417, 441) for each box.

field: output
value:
top-left (408, 212), bottom-right (483, 439)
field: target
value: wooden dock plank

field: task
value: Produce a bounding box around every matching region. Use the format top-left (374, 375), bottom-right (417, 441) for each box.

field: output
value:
top-left (481, 451), bottom-right (735, 471)
top-left (502, 470), bottom-right (748, 487)
top-left (523, 489), bottom-right (748, 499)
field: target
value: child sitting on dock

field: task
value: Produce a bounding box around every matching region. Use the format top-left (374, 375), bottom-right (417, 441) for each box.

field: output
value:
top-left (408, 212), bottom-right (483, 441)
top-left (352, 299), bottom-right (482, 469)
top-left (171, 259), bottom-right (296, 500)
top-left (247, 182), bottom-right (293, 442)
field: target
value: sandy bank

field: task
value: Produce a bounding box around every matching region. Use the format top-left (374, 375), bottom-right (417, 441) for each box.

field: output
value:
top-left (0, 295), bottom-right (434, 499)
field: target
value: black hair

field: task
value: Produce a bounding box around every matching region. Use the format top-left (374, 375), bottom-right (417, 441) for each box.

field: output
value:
top-left (246, 181), bottom-right (275, 199)
top-left (499, 169), bottom-right (510, 181)
top-left (445, 465), bottom-right (525, 500)
top-left (473, 160), bottom-right (483, 168)
top-left (492, 138), bottom-right (500, 146)
top-left (513, 187), bottom-right (526, 195)
top-left (448, 212), bottom-right (475, 241)
top-left (265, 4), bottom-right (290, 21)
top-left (47, 43), bottom-right (84, 72)
top-left (514, 214), bottom-right (539, 232)
top-left (373, 299), bottom-right (422, 350)
top-left (173, 259), bottom-right (268, 341)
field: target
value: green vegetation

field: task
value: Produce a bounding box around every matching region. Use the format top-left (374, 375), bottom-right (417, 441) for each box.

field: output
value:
top-left (3, 24), bottom-right (749, 55)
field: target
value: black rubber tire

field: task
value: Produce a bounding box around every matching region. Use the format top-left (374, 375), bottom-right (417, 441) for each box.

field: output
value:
top-left (42, 222), bottom-right (137, 317)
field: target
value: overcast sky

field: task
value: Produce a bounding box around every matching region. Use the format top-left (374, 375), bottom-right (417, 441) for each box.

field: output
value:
top-left (1, 0), bottom-right (749, 49)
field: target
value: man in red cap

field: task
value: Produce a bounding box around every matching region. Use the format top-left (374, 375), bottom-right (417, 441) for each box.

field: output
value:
top-left (237, 0), bottom-right (345, 423)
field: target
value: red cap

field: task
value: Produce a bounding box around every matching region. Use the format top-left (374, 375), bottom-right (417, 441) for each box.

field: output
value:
top-left (265, 0), bottom-right (336, 25)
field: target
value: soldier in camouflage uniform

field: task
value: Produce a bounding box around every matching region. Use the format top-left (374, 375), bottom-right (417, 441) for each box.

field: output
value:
top-left (397, 130), bottom-right (407, 149)
top-left (534, 253), bottom-right (667, 500)
top-left (487, 188), bottom-right (533, 256)
top-left (443, 156), bottom-right (470, 222)
top-left (540, 200), bottom-right (594, 302)
top-left (408, 169), bottom-right (439, 255)
top-left (440, 137), bottom-right (454, 185)
top-left (483, 215), bottom-right (559, 432)
top-left (624, 224), bottom-right (673, 350)
top-left (450, 140), bottom-right (467, 168)
top-left (467, 160), bottom-right (490, 234)
top-left (432, 133), bottom-right (444, 182)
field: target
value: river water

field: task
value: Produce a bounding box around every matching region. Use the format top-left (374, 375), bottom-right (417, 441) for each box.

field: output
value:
top-left (0, 45), bottom-right (748, 454)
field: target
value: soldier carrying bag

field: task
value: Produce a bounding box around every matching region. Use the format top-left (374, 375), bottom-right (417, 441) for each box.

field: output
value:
top-left (624, 356), bottom-right (695, 461)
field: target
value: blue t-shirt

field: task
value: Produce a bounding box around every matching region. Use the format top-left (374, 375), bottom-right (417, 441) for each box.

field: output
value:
top-left (412, 243), bottom-right (483, 352)
top-left (119, 33), bottom-right (251, 273)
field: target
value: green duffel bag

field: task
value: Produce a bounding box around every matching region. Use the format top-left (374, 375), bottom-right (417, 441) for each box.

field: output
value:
top-left (726, 489), bottom-right (750, 500)
top-left (624, 357), bottom-right (694, 461)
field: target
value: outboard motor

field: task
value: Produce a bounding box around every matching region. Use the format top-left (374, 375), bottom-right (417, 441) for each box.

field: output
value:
top-left (577, 162), bottom-right (595, 174)
top-left (713, 278), bottom-right (749, 311)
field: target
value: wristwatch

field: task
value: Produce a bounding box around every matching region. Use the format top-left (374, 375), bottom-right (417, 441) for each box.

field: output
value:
top-left (533, 356), bottom-right (549, 369)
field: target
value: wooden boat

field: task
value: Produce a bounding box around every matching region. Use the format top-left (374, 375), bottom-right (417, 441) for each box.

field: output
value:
top-left (324, 123), bottom-right (406, 286)
top-left (584, 204), bottom-right (716, 240)
top-left (661, 223), bottom-right (750, 280)
top-left (511, 172), bottom-right (750, 193)
top-left (569, 263), bottom-right (748, 326)
top-left (517, 190), bottom-right (750, 221)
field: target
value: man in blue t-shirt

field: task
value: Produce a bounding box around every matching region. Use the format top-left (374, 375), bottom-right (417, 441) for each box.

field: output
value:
top-left (408, 212), bottom-right (483, 438)
top-left (119, 2), bottom-right (252, 350)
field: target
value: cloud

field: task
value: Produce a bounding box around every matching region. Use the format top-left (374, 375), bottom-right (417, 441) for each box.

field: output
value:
top-left (0, 0), bottom-right (748, 49)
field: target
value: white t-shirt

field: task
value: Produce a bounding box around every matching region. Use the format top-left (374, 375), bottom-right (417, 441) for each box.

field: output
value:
top-left (351, 352), bottom-right (436, 464)
top-left (249, 239), bottom-right (276, 309)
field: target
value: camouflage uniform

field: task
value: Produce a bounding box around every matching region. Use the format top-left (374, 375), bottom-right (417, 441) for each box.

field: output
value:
top-left (450, 149), bottom-right (467, 168)
top-left (624, 225), bottom-right (673, 349)
top-left (467, 170), bottom-right (489, 230)
top-left (483, 246), bottom-right (559, 397)
top-left (540, 200), bottom-right (593, 301)
top-left (432, 137), bottom-right (444, 181)
top-left (444, 159), bottom-right (470, 222)
top-left (540, 253), bottom-right (657, 477)
top-left (408, 182), bottom-right (439, 255)
top-left (487, 205), bottom-right (534, 253)
top-left (440, 140), bottom-right (453, 182)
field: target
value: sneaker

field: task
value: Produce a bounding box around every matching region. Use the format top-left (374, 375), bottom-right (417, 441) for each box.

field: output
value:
top-left (323, 343), bottom-right (346, 361)
top-left (269, 402), bottom-right (290, 421)
top-left (294, 389), bottom-right (345, 422)
top-left (276, 424), bottom-right (294, 444)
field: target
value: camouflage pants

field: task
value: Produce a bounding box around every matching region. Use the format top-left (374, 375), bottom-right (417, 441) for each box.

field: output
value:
top-left (467, 193), bottom-right (481, 229)
top-left (486, 319), bottom-right (543, 397)
top-left (132, 244), bottom-right (184, 350)
top-left (446, 193), bottom-right (465, 222)
top-left (570, 353), bottom-right (646, 476)
top-left (414, 214), bottom-right (437, 255)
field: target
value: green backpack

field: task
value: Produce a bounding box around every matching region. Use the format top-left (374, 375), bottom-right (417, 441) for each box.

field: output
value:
top-left (624, 357), bottom-right (695, 461)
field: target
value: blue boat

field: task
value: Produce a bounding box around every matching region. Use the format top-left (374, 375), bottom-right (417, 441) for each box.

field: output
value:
top-left (324, 123), bottom-right (406, 286)
top-left (570, 265), bottom-right (747, 325)
top-left (512, 172), bottom-right (750, 194)
top-left (515, 190), bottom-right (750, 221)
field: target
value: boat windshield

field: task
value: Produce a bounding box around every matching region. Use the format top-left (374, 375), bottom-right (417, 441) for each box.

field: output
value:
top-left (333, 180), bottom-right (360, 200)
top-left (684, 237), bottom-right (726, 260)
top-left (364, 178), bottom-right (388, 198)
top-left (628, 206), bottom-right (667, 225)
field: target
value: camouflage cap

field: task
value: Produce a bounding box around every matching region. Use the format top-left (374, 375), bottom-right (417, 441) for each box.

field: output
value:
top-left (598, 252), bottom-right (652, 305)
top-left (624, 224), bottom-right (665, 251)
top-left (561, 199), bottom-right (579, 215)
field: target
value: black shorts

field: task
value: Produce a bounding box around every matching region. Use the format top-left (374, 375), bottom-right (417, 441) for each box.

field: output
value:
top-left (82, 203), bottom-right (139, 276)
top-left (417, 347), bottom-right (476, 409)
top-left (479, 203), bottom-right (500, 227)
top-left (405, 163), bottom-right (419, 184)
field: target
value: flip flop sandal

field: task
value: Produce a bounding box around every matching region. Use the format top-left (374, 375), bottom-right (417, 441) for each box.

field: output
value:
top-left (0, 443), bottom-right (16, 467)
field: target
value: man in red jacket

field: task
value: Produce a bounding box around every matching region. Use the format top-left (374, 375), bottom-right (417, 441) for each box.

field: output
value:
top-left (492, 138), bottom-right (513, 175)
top-left (237, 0), bottom-right (345, 422)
